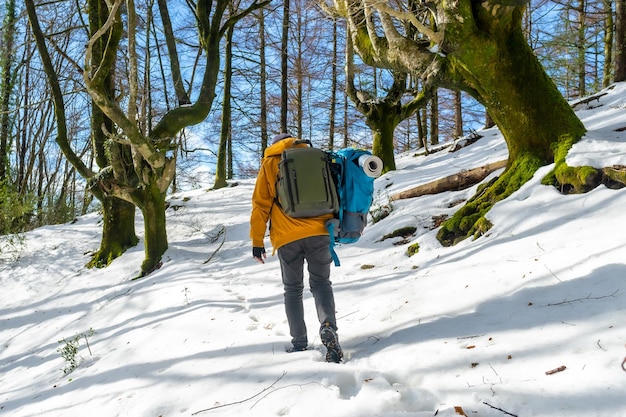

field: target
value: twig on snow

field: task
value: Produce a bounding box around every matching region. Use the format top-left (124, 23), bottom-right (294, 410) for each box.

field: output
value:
top-left (250, 381), bottom-right (321, 409)
top-left (543, 264), bottom-right (562, 282)
top-left (191, 371), bottom-right (287, 415)
top-left (482, 402), bottom-right (519, 417)
top-left (546, 289), bottom-right (618, 306)
top-left (545, 365), bottom-right (567, 375)
top-left (203, 225), bottom-right (226, 264)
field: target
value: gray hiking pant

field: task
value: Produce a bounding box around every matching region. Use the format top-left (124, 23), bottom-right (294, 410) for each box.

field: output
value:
top-left (277, 235), bottom-right (337, 348)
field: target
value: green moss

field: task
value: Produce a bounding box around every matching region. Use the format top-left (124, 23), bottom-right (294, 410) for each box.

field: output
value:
top-left (543, 133), bottom-right (601, 193)
top-left (603, 166), bottom-right (626, 186)
top-left (472, 217), bottom-right (493, 239)
top-left (554, 164), bottom-right (601, 193)
top-left (407, 242), bottom-right (420, 257)
top-left (459, 213), bottom-right (478, 233)
top-left (86, 244), bottom-right (127, 268)
top-left (437, 153), bottom-right (542, 247)
top-left (354, 29), bottom-right (378, 66)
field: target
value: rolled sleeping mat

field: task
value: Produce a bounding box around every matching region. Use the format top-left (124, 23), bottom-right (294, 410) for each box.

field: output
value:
top-left (358, 154), bottom-right (383, 178)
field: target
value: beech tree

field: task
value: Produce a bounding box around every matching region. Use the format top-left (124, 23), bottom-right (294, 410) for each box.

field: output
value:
top-left (27, 0), bottom-right (269, 276)
top-left (346, 37), bottom-right (430, 172)
top-left (333, 0), bottom-right (588, 245)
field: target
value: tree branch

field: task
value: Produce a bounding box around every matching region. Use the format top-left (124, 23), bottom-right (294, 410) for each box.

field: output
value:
top-left (191, 371), bottom-right (287, 415)
top-left (399, 87), bottom-right (432, 120)
top-left (85, 0), bottom-right (123, 85)
top-left (482, 402), bottom-right (519, 417)
top-left (157, 0), bottom-right (191, 105)
top-left (546, 290), bottom-right (619, 306)
top-left (219, 0), bottom-right (271, 38)
top-left (369, 0), bottom-right (441, 43)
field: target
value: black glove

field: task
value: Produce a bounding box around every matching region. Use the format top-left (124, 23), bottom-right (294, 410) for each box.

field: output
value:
top-left (253, 246), bottom-right (266, 261)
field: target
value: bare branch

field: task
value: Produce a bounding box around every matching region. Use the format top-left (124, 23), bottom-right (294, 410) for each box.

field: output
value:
top-left (219, 0), bottom-right (272, 38)
top-left (482, 402), bottom-right (519, 417)
top-left (368, 0), bottom-right (442, 43)
top-left (191, 371), bottom-right (287, 415)
top-left (546, 290), bottom-right (619, 306)
top-left (364, 0), bottom-right (383, 56)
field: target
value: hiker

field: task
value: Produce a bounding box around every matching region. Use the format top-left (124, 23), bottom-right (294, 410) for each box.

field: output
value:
top-left (250, 133), bottom-right (343, 363)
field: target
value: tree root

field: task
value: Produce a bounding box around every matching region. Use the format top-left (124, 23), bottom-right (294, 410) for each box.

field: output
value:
top-left (437, 154), bottom-right (542, 246)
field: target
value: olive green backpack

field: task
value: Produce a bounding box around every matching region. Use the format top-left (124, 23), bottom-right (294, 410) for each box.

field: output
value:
top-left (275, 140), bottom-right (339, 218)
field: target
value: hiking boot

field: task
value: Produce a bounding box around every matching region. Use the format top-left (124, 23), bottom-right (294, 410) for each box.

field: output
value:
top-left (320, 322), bottom-right (343, 363)
top-left (285, 345), bottom-right (308, 353)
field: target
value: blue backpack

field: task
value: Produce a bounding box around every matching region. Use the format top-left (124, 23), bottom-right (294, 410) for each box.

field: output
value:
top-left (326, 148), bottom-right (381, 266)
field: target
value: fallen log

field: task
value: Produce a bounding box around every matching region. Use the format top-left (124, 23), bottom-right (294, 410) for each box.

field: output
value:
top-left (390, 159), bottom-right (507, 201)
top-left (570, 90), bottom-right (608, 109)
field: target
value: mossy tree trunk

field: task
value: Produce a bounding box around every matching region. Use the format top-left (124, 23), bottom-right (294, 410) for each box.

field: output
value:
top-left (87, 197), bottom-right (138, 268)
top-left (86, 0), bottom-right (138, 267)
top-left (129, 178), bottom-right (168, 276)
top-left (371, 119), bottom-right (398, 172)
top-left (339, 0), bottom-right (586, 245)
top-left (436, 12), bottom-right (587, 245)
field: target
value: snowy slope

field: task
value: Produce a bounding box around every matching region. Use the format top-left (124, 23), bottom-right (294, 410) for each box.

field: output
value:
top-left (1, 84), bottom-right (626, 417)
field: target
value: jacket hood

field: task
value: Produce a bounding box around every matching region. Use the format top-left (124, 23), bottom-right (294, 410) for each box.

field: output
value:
top-left (263, 137), bottom-right (306, 158)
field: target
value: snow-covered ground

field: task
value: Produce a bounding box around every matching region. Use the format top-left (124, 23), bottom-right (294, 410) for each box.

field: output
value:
top-left (2, 84), bottom-right (626, 417)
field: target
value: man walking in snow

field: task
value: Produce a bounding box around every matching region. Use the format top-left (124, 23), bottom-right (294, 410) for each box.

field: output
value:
top-left (250, 133), bottom-right (343, 363)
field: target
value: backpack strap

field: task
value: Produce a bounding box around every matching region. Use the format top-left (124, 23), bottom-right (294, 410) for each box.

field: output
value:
top-left (325, 219), bottom-right (341, 267)
top-left (325, 151), bottom-right (344, 267)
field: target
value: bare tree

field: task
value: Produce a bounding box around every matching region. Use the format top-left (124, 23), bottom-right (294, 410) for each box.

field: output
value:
top-left (213, 3), bottom-right (236, 190)
top-left (280, 0), bottom-right (290, 132)
top-left (329, 17), bottom-right (339, 150)
top-left (258, 9), bottom-right (269, 155)
top-left (603, 0), bottom-right (614, 87)
top-left (453, 91), bottom-right (463, 139)
top-left (616, 0), bottom-right (626, 80)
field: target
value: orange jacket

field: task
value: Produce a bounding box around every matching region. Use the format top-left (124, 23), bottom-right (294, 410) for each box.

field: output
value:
top-left (250, 138), bottom-right (333, 253)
